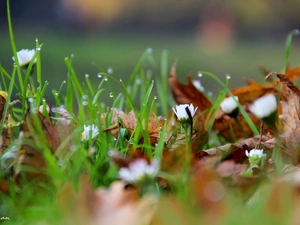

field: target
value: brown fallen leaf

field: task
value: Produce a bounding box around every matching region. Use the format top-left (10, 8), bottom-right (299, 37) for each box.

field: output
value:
top-left (203, 135), bottom-right (275, 160)
top-left (275, 73), bottom-right (300, 163)
top-left (14, 111), bottom-right (63, 182)
top-left (0, 91), bottom-right (11, 154)
top-left (285, 65), bottom-right (300, 82)
top-left (57, 175), bottom-right (156, 225)
top-left (104, 108), bottom-right (165, 145)
top-left (231, 79), bottom-right (275, 104)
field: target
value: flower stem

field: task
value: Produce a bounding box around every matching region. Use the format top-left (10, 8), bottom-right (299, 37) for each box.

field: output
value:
top-left (234, 117), bottom-right (247, 138)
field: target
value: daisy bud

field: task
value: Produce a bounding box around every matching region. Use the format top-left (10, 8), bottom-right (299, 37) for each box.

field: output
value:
top-left (81, 124), bottom-right (99, 141)
top-left (245, 149), bottom-right (266, 165)
top-left (220, 96), bottom-right (239, 118)
top-left (249, 94), bottom-right (277, 127)
top-left (12, 49), bottom-right (36, 69)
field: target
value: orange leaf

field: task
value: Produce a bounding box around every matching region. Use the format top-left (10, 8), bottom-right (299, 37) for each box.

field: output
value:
top-left (285, 66), bottom-right (300, 82)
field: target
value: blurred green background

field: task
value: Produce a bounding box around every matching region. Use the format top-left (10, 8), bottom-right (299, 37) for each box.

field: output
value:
top-left (1, 0), bottom-right (300, 105)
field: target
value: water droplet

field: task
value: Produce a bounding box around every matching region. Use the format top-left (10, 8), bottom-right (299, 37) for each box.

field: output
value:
top-left (114, 138), bottom-right (117, 141)
top-left (63, 80), bottom-right (66, 84)
top-left (198, 73), bottom-right (203, 77)
top-left (104, 77), bottom-right (108, 81)
top-left (71, 54), bottom-right (75, 58)
top-left (54, 92), bottom-right (58, 96)
top-left (136, 79), bottom-right (142, 85)
top-left (70, 145), bottom-right (77, 152)
top-left (109, 93), bottom-right (114, 98)
top-left (82, 95), bottom-right (88, 100)
top-left (155, 143), bottom-right (158, 147)
top-left (57, 160), bottom-right (64, 167)
top-left (207, 91), bottom-right (213, 97)
top-left (119, 79), bottom-right (122, 82)
top-left (36, 47), bottom-right (41, 51)
top-left (97, 73), bottom-right (102, 78)
top-left (147, 48), bottom-right (153, 54)
top-left (107, 67), bottom-right (113, 74)
top-left (85, 73), bottom-right (89, 78)
top-left (28, 98), bottom-right (34, 103)
top-left (35, 38), bottom-right (39, 42)
top-left (82, 101), bottom-right (88, 106)
top-left (13, 63), bottom-right (17, 68)
top-left (154, 96), bottom-right (157, 100)
top-left (226, 75), bottom-right (231, 79)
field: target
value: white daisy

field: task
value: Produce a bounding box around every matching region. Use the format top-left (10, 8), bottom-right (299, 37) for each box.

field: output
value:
top-left (172, 104), bottom-right (198, 121)
top-left (12, 49), bottom-right (36, 67)
top-left (118, 158), bottom-right (160, 183)
top-left (81, 124), bottom-right (99, 140)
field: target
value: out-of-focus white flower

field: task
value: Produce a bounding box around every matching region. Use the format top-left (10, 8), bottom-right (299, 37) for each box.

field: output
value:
top-left (118, 158), bottom-right (160, 183)
top-left (249, 94), bottom-right (277, 119)
top-left (12, 49), bottom-right (36, 67)
top-left (192, 80), bottom-right (205, 92)
top-left (172, 104), bottom-right (198, 121)
top-left (245, 149), bottom-right (266, 165)
top-left (81, 124), bottom-right (99, 140)
top-left (220, 96), bottom-right (239, 114)
top-left (39, 104), bottom-right (50, 114)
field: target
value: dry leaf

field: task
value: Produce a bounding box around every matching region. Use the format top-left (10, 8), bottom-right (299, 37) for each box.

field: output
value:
top-left (231, 79), bottom-right (275, 104)
top-left (285, 65), bottom-right (300, 82)
top-left (104, 108), bottom-right (164, 145)
top-left (204, 135), bottom-right (275, 160)
top-left (57, 175), bottom-right (156, 225)
top-left (14, 112), bottom-right (63, 182)
top-left (0, 93), bottom-right (11, 154)
top-left (276, 74), bottom-right (300, 163)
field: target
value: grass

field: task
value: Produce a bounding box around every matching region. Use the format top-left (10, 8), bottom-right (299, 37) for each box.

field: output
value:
top-left (1, 1), bottom-right (300, 224)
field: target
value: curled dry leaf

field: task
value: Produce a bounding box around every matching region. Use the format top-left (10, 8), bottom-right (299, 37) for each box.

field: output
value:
top-left (14, 112), bottom-right (64, 182)
top-left (230, 79), bottom-right (275, 104)
top-left (203, 135), bottom-right (275, 160)
top-left (57, 175), bottom-right (156, 225)
top-left (0, 94), bottom-right (11, 154)
top-left (285, 65), bottom-right (300, 82)
top-left (276, 73), bottom-right (300, 163)
top-left (104, 108), bottom-right (165, 145)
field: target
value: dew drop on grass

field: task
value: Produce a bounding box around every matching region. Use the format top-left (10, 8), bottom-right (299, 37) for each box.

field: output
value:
top-left (207, 91), bottom-right (213, 97)
top-left (63, 80), bottom-right (66, 84)
top-left (97, 73), bottom-right (102, 78)
top-left (114, 138), bottom-right (117, 141)
top-left (109, 93), bottom-right (114, 98)
top-left (104, 77), bottom-right (108, 81)
top-left (198, 72), bottom-right (203, 77)
top-left (226, 74), bottom-right (231, 79)
top-left (154, 96), bottom-right (157, 100)
top-left (155, 143), bottom-right (158, 147)
top-left (119, 79), bottom-right (122, 82)
top-left (147, 48), bottom-right (153, 54)
top-left (107, 67), bottom-right (113, 74)
top-left (85, 73), bottom-right (89, 78)
top-left (13, 63), bottom-right (17, 68)
top-left (82, 101), bottom-right (88, 106)
top-left (136, 79), bottom-right (142, 85)
top-left (35, 38), bottom-right (38, 43)
top-left (28, 98), bottom-right (34, 103)
top-left (70, 145), bottom-right (77, 152)
top-left (57, 160), bottom-right (64, 167)
top-left (36, 47), bottom-right (41, 51)
top-left (82, 95), bottom-right (88, 100)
